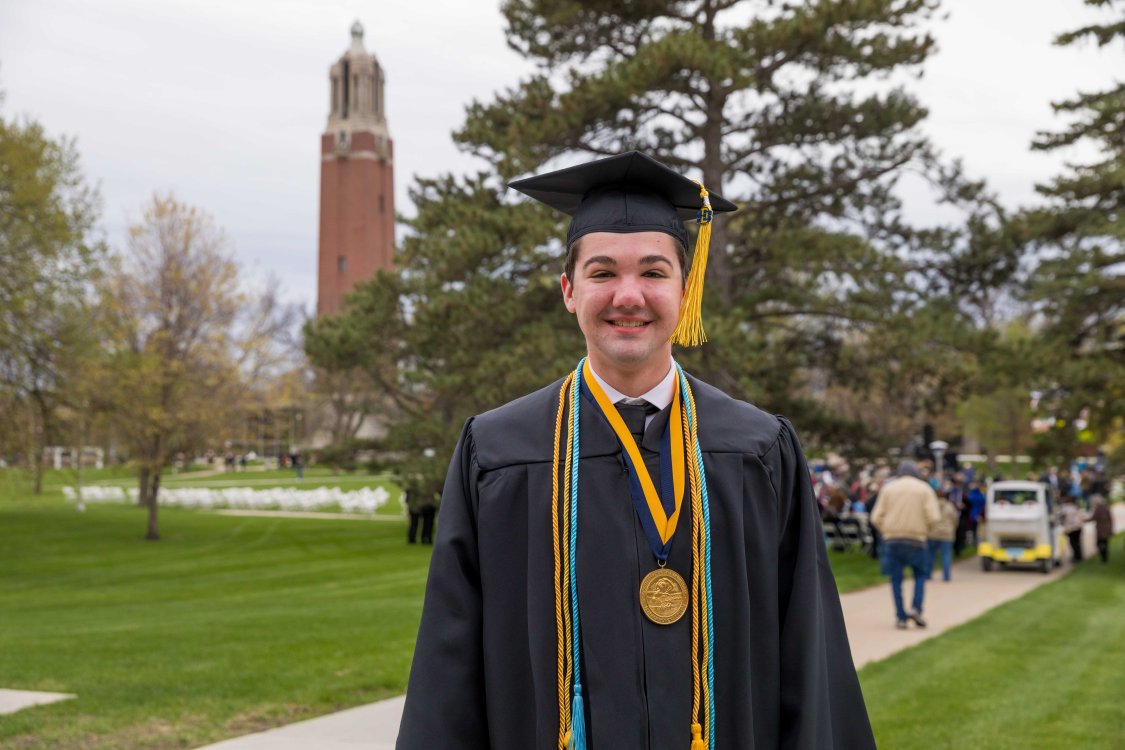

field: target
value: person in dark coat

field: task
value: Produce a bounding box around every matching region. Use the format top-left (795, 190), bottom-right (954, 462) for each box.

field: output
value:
top-left (396, 153), bottom-right (874, 750)
top-left (405, 480), bottom-right (440, 546)
top-left (1088, 496), bottom-right (1115, 563)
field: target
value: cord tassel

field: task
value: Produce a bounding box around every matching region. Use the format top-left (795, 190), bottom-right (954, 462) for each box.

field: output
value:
top-left (691, 722), bottom-right (706, 750)
top-left (570, 683), bottom-right (588, 750)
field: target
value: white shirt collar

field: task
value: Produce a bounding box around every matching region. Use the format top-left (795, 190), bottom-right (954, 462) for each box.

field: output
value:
top-left (587, 360), bottom-right (676, 411)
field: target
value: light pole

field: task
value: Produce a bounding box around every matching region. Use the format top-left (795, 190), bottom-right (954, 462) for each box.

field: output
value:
top-left (930, 440), bottom-right (949, 484)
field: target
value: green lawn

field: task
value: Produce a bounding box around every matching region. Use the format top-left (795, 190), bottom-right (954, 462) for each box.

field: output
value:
top-left (827, 548), bottom-right (884, 593)
top-left (861, 543), bottom-right (1125, 748)
top-left (4, 476), bottom-right (1121, 749)
top-left (0, 494), bottom-right (427, 750)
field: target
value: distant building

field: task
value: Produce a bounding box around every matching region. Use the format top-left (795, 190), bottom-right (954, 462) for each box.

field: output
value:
top-left (317, 21), bottom-right (395, 317)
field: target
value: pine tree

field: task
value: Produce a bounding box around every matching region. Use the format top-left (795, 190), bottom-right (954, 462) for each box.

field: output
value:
top-left (455, 0), bottom-right (994, 447)
top-left (1020, 0), bottom-right (1123, 463)
top-left (311, 0), bottom-right (1006, 499)
top-left (304, 174), bottom-right (582, 502)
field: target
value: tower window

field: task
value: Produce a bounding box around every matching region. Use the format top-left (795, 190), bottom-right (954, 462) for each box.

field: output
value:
top-left (338, 255), bottom-right (347, 275)
top-left (341, 60), bottom-right (350, 117)
top-left (339, 130), bottom-right (348, 148)
top-left (379, 195), bottom-right (385, 213)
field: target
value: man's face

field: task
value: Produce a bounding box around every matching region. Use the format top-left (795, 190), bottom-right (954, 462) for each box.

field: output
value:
top-left (560, 231), bottom-right (683, 379)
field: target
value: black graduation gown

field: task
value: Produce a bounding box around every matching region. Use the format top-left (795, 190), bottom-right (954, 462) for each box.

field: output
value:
top-left (396, 373), bottom-right (875, 749)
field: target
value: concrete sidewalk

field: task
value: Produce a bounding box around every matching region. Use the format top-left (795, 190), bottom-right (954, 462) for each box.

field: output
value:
top-left (844, 534), bottom-right (1077, 669)
top-left (195, 510), bottom-right (1120, 749)
top-left (195, 698), bottom-right (405, 750)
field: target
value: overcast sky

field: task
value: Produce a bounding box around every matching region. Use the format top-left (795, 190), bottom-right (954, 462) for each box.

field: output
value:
top-left (1, 0), bottom-right (1118, 312)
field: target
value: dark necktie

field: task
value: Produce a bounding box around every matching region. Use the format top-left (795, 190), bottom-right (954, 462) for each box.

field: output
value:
top-left (616, 401), bottom-right (658, 445)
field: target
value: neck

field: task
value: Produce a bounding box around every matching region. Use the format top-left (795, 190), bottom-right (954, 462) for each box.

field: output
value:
top-left (588, 352), bottom-right (673, 398)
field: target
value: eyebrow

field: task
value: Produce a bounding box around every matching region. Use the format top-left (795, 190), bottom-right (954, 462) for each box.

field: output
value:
top-left (582, 254), bottom-right (674, 270)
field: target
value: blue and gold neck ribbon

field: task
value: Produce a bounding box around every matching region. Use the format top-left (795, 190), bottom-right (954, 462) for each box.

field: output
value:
top-left (580, 360), bottom-right (685, 562)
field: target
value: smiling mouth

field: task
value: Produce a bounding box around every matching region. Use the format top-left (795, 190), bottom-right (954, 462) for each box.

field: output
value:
top-left (609, 320), bottom-right (650, 327)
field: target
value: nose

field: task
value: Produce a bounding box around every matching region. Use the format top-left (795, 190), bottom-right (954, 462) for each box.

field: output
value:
top-left (611, 275), bottom-right (645, 309)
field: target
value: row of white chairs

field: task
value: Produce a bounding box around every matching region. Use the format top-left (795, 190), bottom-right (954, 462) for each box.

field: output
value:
top-left (62, 485), bottom-right (391, 514)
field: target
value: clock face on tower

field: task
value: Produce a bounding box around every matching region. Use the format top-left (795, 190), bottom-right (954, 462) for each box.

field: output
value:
top-left (317, 22), bottom-right (395, 318)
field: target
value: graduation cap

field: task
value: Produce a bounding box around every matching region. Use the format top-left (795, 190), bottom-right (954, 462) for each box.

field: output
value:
top-left (509, 151), bottom-right (737, 346)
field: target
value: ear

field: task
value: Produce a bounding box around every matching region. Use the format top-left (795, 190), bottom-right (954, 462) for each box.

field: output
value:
top-left (560, 273), bottom-right (577, 313)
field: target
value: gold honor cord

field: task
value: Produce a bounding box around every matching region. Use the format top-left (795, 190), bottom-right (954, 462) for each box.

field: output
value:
top-left (685, 379), bottom-right (711, 750)
top-left (553, 372), bottom-right (575, 749)
top-left (687, 402), bottom-right (703, 750)
top-left (553, 366), bottom-right (713, 750)
top-left (581, 360), bottom-right (686, 547)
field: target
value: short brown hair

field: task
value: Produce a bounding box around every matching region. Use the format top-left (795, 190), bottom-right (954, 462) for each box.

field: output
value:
top-left (564, 234), bottom-right (688, 284)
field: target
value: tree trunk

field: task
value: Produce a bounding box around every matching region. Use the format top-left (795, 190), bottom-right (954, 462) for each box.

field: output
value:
top-left (145, 469), bottom-right (161, 541)
top-left (29, 396), bottom-right (45, 495)
top-left (137, 466), bottom-right (150, 507)
top-left (32, 446), bottom-right (44, 496)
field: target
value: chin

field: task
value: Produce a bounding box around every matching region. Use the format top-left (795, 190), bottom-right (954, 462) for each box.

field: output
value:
top-left (597, 341), bottom-right (661, 368)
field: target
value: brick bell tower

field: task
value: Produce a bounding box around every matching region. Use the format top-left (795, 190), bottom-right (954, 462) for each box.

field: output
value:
top-left (317, 21), bottom-right (395, 317)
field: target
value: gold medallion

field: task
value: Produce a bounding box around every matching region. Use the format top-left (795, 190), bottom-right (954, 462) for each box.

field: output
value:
top-left (639, 568), bottom-right (688, 625)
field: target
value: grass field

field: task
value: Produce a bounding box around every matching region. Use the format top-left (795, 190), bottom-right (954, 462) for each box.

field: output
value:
top-left (6, 471), bottom-right (1117, 749)
top-left (0, 493), bottom-right (426, 750)
top-left (860, 545), bottom-right (1125, 748)
top-left (827, 548), bottom-right (885, 592)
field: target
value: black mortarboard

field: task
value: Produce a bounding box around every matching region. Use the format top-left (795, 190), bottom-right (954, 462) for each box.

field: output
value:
top-left (508, 151), bottom-right (737, 249)
top-left (508, 151), bottom-right (738, 346)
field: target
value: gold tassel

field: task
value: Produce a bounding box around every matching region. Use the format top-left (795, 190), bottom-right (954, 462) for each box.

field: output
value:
top-left (670, 182), bottom-right (713, 347)
top-left (690, 722), bottom-right (705, 750)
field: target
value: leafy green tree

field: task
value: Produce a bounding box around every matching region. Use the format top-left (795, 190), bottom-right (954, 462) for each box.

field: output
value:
top-left (1017, 0), bottom-right (1123, 466)
top-left (96, 195), bottom-right (294, 539)
top-left (0, 113), bottom-right (103, 492)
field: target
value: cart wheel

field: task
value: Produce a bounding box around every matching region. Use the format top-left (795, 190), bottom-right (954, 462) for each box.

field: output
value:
top-left (981, 557), bottom-right (993, 572)
top-left (1039, 559), bottom-right (1049, 574)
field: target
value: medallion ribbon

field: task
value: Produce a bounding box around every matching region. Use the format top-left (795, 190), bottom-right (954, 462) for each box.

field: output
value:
top-left (580, 360), bottom-right (685, 561)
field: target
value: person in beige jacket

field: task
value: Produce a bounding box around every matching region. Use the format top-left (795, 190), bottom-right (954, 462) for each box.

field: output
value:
top-left (927, 494), bottom-right (960, 582)
top-left (871, 461), bottom-right (942, 629)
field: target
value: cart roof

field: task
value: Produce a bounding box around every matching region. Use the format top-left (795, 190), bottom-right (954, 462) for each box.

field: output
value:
top-left (989, 480), bottom-right (1045, 491)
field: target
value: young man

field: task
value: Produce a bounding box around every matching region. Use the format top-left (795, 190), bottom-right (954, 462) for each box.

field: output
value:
top-left (396, 153), bottom-right (874, 749)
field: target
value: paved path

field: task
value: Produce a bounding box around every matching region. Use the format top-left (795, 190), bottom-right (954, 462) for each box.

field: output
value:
top-left (195, 699), bottom-right (405, 750)
top-left (843, 528), bottom-right (1086, 669)
top-left (0, 689), bottom-right (74, 715)
top-left (194, 509), bottom-right (1122, 750)
top-left (214, 510), bottom-right (402, 522)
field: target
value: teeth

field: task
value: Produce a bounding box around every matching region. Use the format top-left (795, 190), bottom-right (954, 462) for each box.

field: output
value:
top-left (613, 321), bottom-right (647, 327)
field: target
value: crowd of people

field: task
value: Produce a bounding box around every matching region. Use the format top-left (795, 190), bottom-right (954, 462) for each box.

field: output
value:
top-left (813, 458), bottom-right (989, 562)
top-left (813, 456), bottom-right (1117, 628)
top-left (815, 459), bottom-right (1114, 559)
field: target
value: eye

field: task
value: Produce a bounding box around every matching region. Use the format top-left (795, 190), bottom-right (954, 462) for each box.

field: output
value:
top-left (588, 269), bottom-right (614, 279)
top-left (643, 269), bottom-right (669, 278)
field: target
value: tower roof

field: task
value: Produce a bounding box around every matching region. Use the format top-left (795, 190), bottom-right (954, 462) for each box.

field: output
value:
top-left (350, 20), bottom-right (366, 55)
top-left (326, 20), bottom-right (390, 138)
